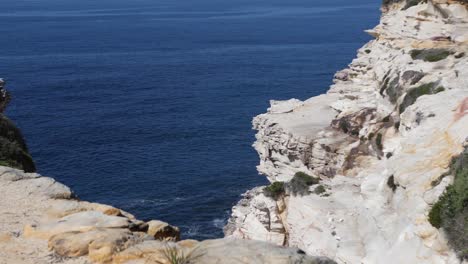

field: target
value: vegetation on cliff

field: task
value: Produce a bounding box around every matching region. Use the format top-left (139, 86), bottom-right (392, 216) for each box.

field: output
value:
top-left (0, 114), bottom-right (36, 172)
top-left (410, 49), bottom-right (453, 62)
top-left (0, 81), bottom-right (35, 172)
top-left (287, 172), bottom-right (320, 196)
top-left (263, 172), bottom-right (321, 199)
top-left (383, 0), bottom-right (467, 10)
top-left (399, 82), bottom-right (445, 113)
top-left (429, 148), bottom-right (468, 260)
top-left (264, 181), bottom-right (285, 200)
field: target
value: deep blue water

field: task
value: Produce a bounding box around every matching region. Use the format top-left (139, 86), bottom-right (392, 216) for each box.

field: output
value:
top-left (0, 0), bottom-right (380, 239)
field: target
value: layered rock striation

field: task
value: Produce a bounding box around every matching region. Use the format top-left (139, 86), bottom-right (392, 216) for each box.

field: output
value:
top-left (226, 1), bottom-right (468, 263)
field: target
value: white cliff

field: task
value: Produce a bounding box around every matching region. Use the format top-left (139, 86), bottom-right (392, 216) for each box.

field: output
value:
top-left (226, 1), bottom-right (468, 263)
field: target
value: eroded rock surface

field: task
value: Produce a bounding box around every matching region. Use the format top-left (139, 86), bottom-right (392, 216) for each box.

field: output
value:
top-left (226, 1), bottom-right (468, 263)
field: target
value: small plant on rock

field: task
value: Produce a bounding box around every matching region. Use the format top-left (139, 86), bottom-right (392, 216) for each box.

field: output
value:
top-left (428, 148), bottom-right (468, 260)
top-left (410, 49), bottom-right (453, 62)
top-left (399, 82), bottom-right (445, 113)
top-left (314, 185), bottom-right (326, 195)
top-left (264, 181), bottom-right (285, 200)
top-left (286, 172), bottom-right (320, 196)
top-left (150, 245), bottom-right (203, 264)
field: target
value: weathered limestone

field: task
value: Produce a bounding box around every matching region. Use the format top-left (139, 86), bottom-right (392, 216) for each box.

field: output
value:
top-left (192, 238), bottom-right (337, 264)
top-left (48, 229), bottom-right (141, 258)
top-left (46, 200), bottom-right (122, 218)
top-left (225, 187), bottom-right (287, 245)
top-left (24, 211), bottom-right (131, 239)
top-left (227, 1), bottom-right (468, 263)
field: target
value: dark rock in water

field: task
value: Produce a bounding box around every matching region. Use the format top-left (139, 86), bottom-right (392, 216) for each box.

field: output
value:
top-left (0, 79), bottom-right (36, 172)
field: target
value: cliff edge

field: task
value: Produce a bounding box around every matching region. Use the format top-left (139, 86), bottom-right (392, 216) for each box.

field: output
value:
top-left (226, 0), bottom-right (468, 263)
top-left (0, 82), bottom-right (335, 263)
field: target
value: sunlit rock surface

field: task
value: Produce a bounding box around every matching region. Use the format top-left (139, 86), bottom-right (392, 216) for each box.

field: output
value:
top-left (0, 165), bottom-right (336, 264)
top-left (226, 1), bottom-right (468, 263)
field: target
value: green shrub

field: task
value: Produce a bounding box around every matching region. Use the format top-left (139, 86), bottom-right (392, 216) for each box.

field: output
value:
top-left (410, 49), bottom-right (423, 59)
top-left (0, 160), bottom-right (11, 167)
top-left (365, 49), bottom-right (371, 54)
top-left (399, 82), bottom-right (445, 113)
top-left (0, 115), bottom-right (35, 172)
top-left (286, 172), bottom-right (320, 196)
top-left (428, 149), bottom-right (468, 260)
top-left (428, 200), bottom-right (443, 228)
top-left (293, 172), bottom-right (320, 185)
top-left (410, 49), bottom-right (453, 62)
top-left (264, 182), bottom-right (285, 200)
top-left (314, 185), bottom-right (326, 195)
top-left (435, 86), bottom-right (445, 93)
top-left (425, 52), bottom-right (451, 62)
top-left (150, 245), bottom-right (203, 264)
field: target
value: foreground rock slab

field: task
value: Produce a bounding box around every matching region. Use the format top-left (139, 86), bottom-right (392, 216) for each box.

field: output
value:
top-left (0, 165), bottom-right (335, 264)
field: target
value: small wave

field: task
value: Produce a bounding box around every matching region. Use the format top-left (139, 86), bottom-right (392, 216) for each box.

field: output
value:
top-left (183, 225), bottom-right (201, 237)
top-left (124, 197), bottom-right (188, 208)
top-left (212, 218), bottom-right (226, 229)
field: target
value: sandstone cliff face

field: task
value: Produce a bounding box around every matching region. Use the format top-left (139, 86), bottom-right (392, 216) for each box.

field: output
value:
top-left (0, 162), bottom-right (334, 264)
top-left (226, 1), bottom-right (468, 263)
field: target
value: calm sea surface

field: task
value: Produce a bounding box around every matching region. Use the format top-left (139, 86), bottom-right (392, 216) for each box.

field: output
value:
top-left (0, 0), bottom-right (380, 239)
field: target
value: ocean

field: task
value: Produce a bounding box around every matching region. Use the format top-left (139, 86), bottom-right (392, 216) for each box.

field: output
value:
top-left (0, 0), bottom-right (380, 239)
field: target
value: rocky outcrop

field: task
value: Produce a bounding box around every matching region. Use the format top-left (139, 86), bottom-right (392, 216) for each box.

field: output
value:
top-left (226, 1), bottom-right (468, 263)
top-left (0, 164), bottom-right (336, 264)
